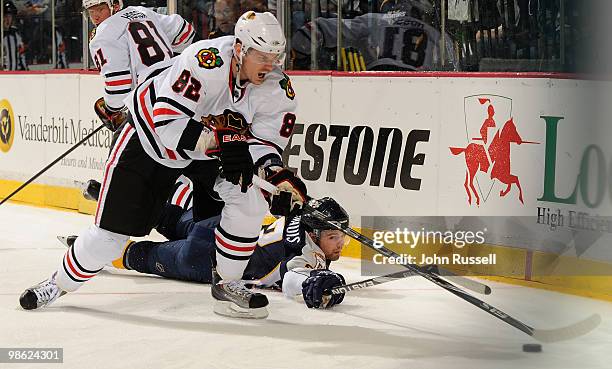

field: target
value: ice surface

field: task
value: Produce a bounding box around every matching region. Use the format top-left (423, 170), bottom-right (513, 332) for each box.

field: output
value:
top-left (1, 203), bottom-right (610, 369)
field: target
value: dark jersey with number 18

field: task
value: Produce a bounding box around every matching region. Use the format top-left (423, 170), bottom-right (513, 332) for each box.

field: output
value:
top-left (89, 6), bottom-right (194, 110)
top-left (293, 12), bottom-right (456, 71)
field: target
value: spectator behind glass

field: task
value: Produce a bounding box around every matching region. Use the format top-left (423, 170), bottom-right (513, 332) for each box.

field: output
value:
top-left (209, 0), bottom-right (240, 38)
top-left (208, 0), bottom-right (267, 39)
top-left (55, 27), bottom-right (68, 69)
top-left (291, 0), bottom-right (456, 71)
top-left (2, 0), bottom-right (28, 70)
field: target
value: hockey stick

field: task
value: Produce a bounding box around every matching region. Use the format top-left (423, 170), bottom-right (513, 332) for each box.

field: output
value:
top-left (326, 264), bottom-right (490, 296)
top-left (327, 269), bottom-right (416, 295)
top-left (0, 123), bottom-right (106, 206)
top-left (298, 202), bottom-right (601, 343)
top-left (251, 176), bottom-right (491, 295)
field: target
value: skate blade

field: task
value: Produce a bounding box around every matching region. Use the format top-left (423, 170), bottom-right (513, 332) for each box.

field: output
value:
top-left (57, 236), bottom-right (70, 248)
top-left (213, 301), bottom-right (269, 319)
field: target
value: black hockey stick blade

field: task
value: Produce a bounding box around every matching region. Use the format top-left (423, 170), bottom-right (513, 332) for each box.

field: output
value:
top-left (302, 204), bottom-right (601, 342)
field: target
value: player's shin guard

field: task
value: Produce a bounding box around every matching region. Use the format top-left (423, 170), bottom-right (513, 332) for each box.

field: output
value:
top-left (55, 225), bottom-right (129, 292)
top-left (213, 224), bottom-right (258, 281)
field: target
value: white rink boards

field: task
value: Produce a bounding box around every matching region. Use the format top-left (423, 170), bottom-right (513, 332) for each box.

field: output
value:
top-left (0, 203), bottom-right (611, 369)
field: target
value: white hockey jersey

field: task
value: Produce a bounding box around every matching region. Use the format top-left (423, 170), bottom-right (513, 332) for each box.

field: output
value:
top-left (89, 6), bottom-right (195, 110)
top-left (125, 36), bottom-right (298, 169)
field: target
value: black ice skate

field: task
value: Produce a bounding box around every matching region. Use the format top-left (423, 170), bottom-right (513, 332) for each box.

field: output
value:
top-left (82, 179), bottom-right (101, 201)
top-left (211, 267), bottom-right (269, 319)
top-left (57, 235), bottom-right (77, 248)
top-left (19, 272), bottom-right (66, 310)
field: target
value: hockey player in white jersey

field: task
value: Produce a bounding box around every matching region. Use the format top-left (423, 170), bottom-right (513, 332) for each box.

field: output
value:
top-left (81, 0), bottom-right (196, 203)
top-left (20, 11), bottom-right (306, 319)
top-left (84, 0), bottom-right (194, 130)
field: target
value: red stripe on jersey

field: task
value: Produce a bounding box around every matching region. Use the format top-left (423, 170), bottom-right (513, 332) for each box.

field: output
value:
top-left (153, 108), bottom-right (180, 117)
top-left (105, 78), bottom-right (132, 86)
top-left (175, 23), bottom-right (193, 45)
top-left (166, 149), bottom-right (177, 160)
top-left (139, 86), bottom-right (155, 129)
top-left (215, 235), bottom-right (256, 252)
top-left (175, 185), bottom-right (189, 206)
top-left (65, 251), bottom-right (96, 279)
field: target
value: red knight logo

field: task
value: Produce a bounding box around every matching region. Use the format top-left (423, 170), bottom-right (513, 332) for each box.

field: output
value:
top-left (449, 95), bottom-right (538, 206)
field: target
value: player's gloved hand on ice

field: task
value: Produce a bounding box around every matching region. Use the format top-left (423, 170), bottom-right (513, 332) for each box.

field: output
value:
top-left (261, 166), bottom-right (307, 216)
top-left (302, 269), bottom-right (346, 309)
top-left (206, 128), bottom-right (253, 193)
top-left (94, 97), bottom-right (127, 132)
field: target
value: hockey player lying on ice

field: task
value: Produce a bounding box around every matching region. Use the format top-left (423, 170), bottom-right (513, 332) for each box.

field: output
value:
top-left (59, 197), bottom-right (350, 314)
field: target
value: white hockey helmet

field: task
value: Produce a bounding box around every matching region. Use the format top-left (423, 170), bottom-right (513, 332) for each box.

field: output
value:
top-left (234, 11), bottom-right (286, 65)
top-left (83, 0), bottom-right (123, 14)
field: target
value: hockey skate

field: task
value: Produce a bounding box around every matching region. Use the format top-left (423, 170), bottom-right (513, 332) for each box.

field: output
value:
top-left (82, 179), bottom-right (101, 201)
top-left (211, 267), bottom-right (269, 319)
top-left (19, 272), bottom-right (66, 310)
top-left (57, 235), bottom-right (77, 248)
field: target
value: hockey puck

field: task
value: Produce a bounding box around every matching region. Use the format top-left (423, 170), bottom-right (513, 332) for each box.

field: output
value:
top-left (522, 344), bottom-right (542, 353)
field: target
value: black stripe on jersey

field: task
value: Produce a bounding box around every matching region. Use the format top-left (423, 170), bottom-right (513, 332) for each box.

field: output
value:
top-left (62, 259), bottom-right (87, 283)
top-left (253, 153), bottom-right (283, 169)
top-left (172, 20), bottom-right (187, 45)
top-left (177, 118), bottom-right (204, 151)
top-left (71, 247), bottom-right (103, 274)
top-left (215, 245), bottom-right (253, 261)
top-left (154, 119), bottom-right (175, 128)
top-left (149, 83), bottom-right (157, 106)
top-left (105, 88), bottom-right (132, 95)
top-left (175, 148), bottom-right (191, 160)
top-left (217, 225), bottom-right (259, 243)
top-left (132, 84), bottom-right (164, 159)
top-left (105, 70), bottom-right (131, 78)
top-left (184, 192), bottom-right (193, 208)
top-left (248, 134), bottom-right (284, 154)
top-left (156, 97), bottom-right (194, 117)
top-left (140, 65), bottom-right (170, 85)
top-left (170, 181), bottom-right (182, 197)
top-left (185, 30), bottom-right (195, 44)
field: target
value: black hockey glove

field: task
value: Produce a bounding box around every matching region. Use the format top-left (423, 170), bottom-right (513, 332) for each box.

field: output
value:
top-left (206, 128), bottom-right (253, 193)
top-left (302, 269), bottom-right (346, 309)
top-left (263, 167), bottom-right (307, 216)
top-left (94, 97), bottom-right (127, 132)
